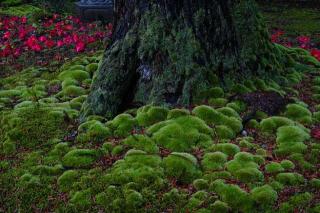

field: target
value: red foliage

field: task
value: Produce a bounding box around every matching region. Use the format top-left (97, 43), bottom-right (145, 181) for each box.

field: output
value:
top-left (0, 15), bottom-right (112, 70)
top-left (271, 31), bottom-right (320, 62)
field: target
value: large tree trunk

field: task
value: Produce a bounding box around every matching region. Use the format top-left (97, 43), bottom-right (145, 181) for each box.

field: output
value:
top-left (81, 0), bottom-right (290, 119)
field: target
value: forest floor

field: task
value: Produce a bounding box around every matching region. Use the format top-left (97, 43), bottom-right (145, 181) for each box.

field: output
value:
top-left (0, 2), bottom-right (320, 213)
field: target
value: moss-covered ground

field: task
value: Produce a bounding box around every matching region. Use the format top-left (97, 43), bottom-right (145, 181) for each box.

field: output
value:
top-left (0, 46), bottom-right (320, 212)
top-left (1, 2), bottom-right (320, 213)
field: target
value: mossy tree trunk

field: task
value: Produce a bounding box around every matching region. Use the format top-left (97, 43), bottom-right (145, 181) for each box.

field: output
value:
top-left (81, 0), bottom-right (290, 119)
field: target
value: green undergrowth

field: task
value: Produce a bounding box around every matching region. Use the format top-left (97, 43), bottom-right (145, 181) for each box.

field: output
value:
top-left (1, 48), bottom-right (320, 212)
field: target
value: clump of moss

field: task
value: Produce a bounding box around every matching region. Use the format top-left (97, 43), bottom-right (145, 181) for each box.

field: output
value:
top-left (147, 115), bottom-right (213, 152)
top-left (200, 87), bottom-right (225, 99)
top-left (226, 101), bottom-right (246, 113)
top-left (122, 135), bottom-right (159, 154)
top-left (58, 170), bottom-right (80, 192)
top-left (2, 139), bottom-right (16, 155)
top-left (32, 164), bottom-right (64, 176)
top-left (265, 162), bottom-right (284, 174)
top-left (288, 153), bottom-right (314, 171)
top-left (226, 152), bottom-right (263, 183)
top-left (70, 189), bottom-right (92, 209)
top-left (203, 171), bottom-right (232, 183)
top-left (103, 149), bottom-right (163, 187)
top-left (310, 178), bottom-right (320, 189)
top-left (208, 98), bottom-right (228, 108)
top-left (280, 160), bottom-right (295, 170)
top-left (260, 116), bottom-right (295, 133)
top-left (250, 185), bottom-right (278, 207)
top-left (58, 70), bottom-right (90, 82)
top-left (62, 149), bottom-right (100, 168)
top-left (193, 179), bottom-right (209, 190)
top-left (0, 89), bottom-right (21, 98)
top-left (210, 200), bottom-right (231, 213)
top-left (163, 152), bottom-right (201, 184)
top-left (85, 63), bottom-right (99, 75)
top-left (209, 143), bottom-right (240, 157)
top-left (111, 145), bottom-right (124, 156)
top-left (62, 85), bottom-right (86, 98)
top-left (136, 105), bottom-right (169, 126)
top-left (1, 104), bottom-right (68, 149)
top-left (125, 190), bottom-right (144, 209)
top-left (276, 172), bottom-right (304, 186)
top-left (217, 107), bottom-right (241, 120)
top-left (106, 114), bottom-right (137, 137)
top-left (279, 192), bottom-right (313, 212)
top-left (167, 108), bottom-right (190, 119)
top-left (276, 125), bottom-right (310, 156)
top-left (77, 120), bottom-right (111, 143)
top-left (201, 152), bottom-right (228, 171)
top-left (210, 180), bottom-right (253, 212)
top-left (192, 105), bottom-right (242, 139)
top-left (231, 84), bottom-right (252, 94)
top-left (238, 137), bottom-right (258, 149)
top-left (284, 104), bottom-right (312, 124)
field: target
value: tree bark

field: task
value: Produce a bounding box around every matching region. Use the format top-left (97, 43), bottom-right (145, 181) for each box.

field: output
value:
top-left (81, 0), bottom-right (290, 119)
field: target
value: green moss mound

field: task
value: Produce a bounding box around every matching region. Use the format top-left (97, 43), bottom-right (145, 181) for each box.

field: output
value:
top-left (276, 125), bottom-right (310, 156)
top-left (226, 152), bottom-right (264, 183)
top-left (192, 105), bottom-right (243, 138)
top-left (106, 113), bottom-right (137, 137)
top-left (62, 149), bottom-right (100, 168)
top-left (163, 152), bottom-right (201, 184)
top-left (148, 115), bottom-right (213, 152)
top-left (136, 105), bottom-right (169, 126)
top-left (0, 104), bottom-right (68, 149)
top-left (284, 104), bottom-right (312, 124)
